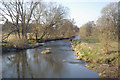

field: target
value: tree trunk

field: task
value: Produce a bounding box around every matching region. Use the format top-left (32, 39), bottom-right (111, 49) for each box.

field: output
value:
top-left (35, 33), bottom-right (38, 41)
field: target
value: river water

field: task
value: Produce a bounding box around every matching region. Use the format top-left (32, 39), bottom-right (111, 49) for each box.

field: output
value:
top-left (2, 37), bottom-right (99, 78)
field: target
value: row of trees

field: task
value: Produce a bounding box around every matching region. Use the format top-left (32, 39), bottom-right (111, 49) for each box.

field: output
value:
top-left (79, 2), bottom-right (118, 54)
top-left (1, 0), bottom-right (78, 42)
top-left (79, 21), bottom-right (95, 37)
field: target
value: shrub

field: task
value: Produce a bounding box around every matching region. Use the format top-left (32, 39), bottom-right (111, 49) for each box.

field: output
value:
top-left (9, 37), bottom-right (27, 49)
top-left (105, 58), bottom-right (111, 64)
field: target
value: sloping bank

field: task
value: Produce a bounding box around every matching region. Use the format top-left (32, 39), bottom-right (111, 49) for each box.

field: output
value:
top-left (2, 36), bottom-right (74, 53)
top-left (2, 42), bottom-right (43, 53)
top-left (71, 37), bottom-right (119, 78)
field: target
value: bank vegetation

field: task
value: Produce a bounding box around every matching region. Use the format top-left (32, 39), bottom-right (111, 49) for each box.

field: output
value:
top-left (72, 2), bottom-right (119, 78)
top-left (0, 0), bottom-right (79, 50)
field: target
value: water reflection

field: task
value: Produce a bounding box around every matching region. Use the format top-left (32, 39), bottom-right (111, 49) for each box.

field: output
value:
top-left (2, 40), bottom-right (99, 78)
top-left (73, 36), bottom-right (82, 39)
top-left (7, 51), bottom-right (33, 78)
top-left (3, 50), bottom-right (66, 78)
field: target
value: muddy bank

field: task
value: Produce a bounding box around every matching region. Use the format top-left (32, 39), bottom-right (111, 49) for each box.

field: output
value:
top-left (85, 63), bottom-right (119, 78)
top-left (2, 42), bottom-right (43, 53)
top-left (2, 36), bottom-right (75, 53)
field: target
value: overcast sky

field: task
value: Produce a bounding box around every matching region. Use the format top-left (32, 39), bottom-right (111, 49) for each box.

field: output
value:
top-left (44, 0), bottom-right (118, 27)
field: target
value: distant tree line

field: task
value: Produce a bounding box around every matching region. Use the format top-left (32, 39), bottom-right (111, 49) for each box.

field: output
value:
top-left (79, 2), bottom-right (118, 54)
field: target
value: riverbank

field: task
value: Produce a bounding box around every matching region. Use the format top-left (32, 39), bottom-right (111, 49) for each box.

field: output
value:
top-left (71, 37), bottom-right (119, 78)
top-left (2, 38), bottom-right (99, 78)
top-left (85, 63), bottom-right (119, 78)
top-left (2, 42), bottom-right (43, 53)
top-left (2, 36), bottom-right (74, 53)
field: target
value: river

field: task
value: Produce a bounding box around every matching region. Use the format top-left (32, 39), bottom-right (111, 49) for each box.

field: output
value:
top-left (2, 37), bottom-right (99, 78)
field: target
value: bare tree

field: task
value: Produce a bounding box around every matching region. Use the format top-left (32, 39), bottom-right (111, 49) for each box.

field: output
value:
top-left (101, 2), bottom-right (118, 40)
top-left (59, 19), bottom-right (76, 38)
top-left (96, 2), bottom-right (118, 54)
top-left (79, 21), bottom-right (94, 37)
top-left (1, 0), bottom-right (71, 42)
top-left (32, 1), bottom-right (45, 41)
top-left (0, 0), bottom-right (38, 40)
top-left (32, 2), bottom-right (68, 41)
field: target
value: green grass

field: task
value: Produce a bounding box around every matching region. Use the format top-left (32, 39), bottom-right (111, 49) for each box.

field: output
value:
top-left (72, 37), bottom-right (118, 66)
top-left (77, 37), bottom-right (99, 43)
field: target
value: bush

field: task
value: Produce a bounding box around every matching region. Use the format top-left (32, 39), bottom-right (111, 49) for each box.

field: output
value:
top-left (9, 37), bottom-right (27, 49)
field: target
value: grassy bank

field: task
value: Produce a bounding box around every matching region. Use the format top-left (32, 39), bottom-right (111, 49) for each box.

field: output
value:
top-left (71, 37), bottom-right (119, 78)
